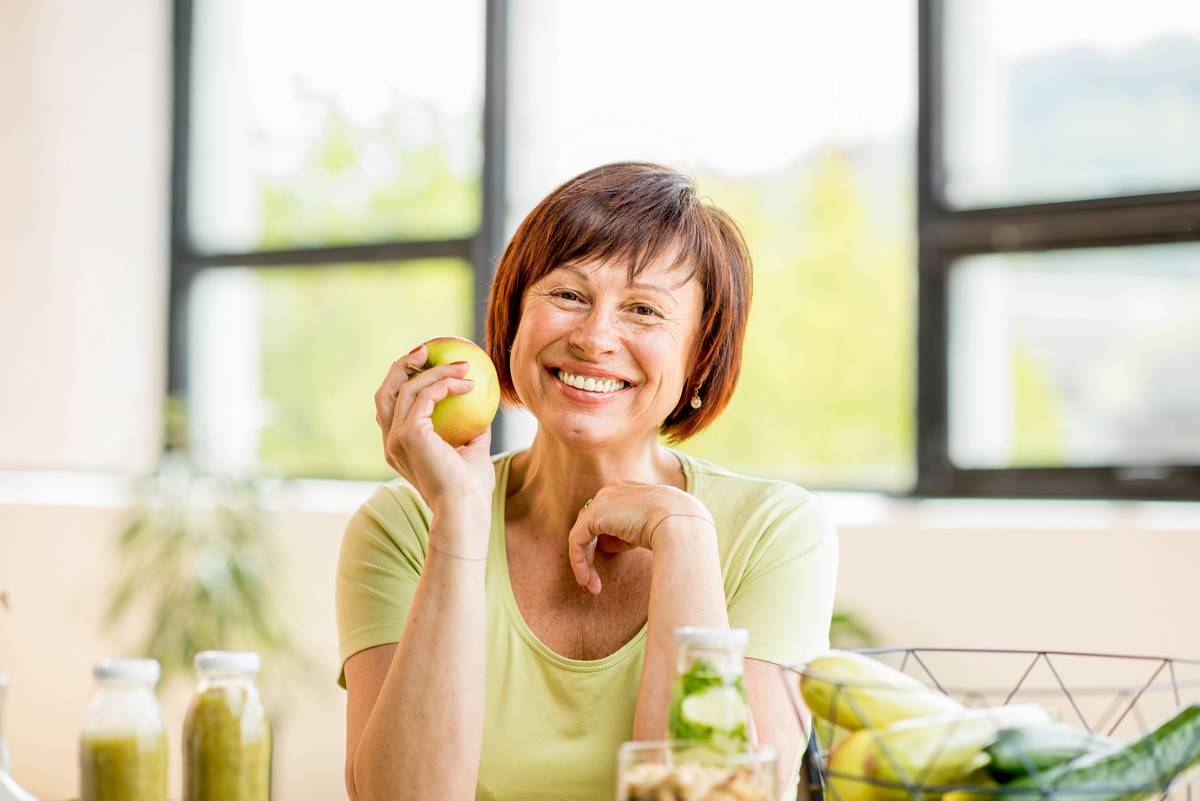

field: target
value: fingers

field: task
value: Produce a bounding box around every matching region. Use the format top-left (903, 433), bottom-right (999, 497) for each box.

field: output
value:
top-left (458, 423), bottom-right (494, 455)
top-left (375, 345), bottom-right (427, 432)
top-left (567, 483), bottom-right (717, 595)
top-left (392, 356), bottom-right (475, 431)
top-left (568, 491), bottom-right (647, 594)
top-left (568, 502), bottom-right (602, 595)
top-left (376, 347), bottom-right (474, 437)
top-left (375, 347), bottom-right (479, 481)
top-left (595, 534), bottom-right (635, 554)
top-left (568, 530), bottom-right (602, 596)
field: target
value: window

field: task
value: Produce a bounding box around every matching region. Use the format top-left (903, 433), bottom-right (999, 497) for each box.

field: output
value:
top-left (176, 0), bottom-right (920, 492)
top-left (918, 0), bottom-right (1200, 499)
top-left (505, 0), bottom-right (918, 492)
top-left (182, 1), bottom-right (1200, 499)
top-left (170, 0), bottom-right (502, 480)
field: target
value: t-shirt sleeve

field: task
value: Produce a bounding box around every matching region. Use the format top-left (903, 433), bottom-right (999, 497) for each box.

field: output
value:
top-left (334, 480), bottom-right (431, 687)
top-left (723, 486), bottom-right (839, 671)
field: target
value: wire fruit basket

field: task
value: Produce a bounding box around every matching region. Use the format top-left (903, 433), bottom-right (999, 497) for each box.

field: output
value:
top-left (784, 648), bottom-right (1200, 801)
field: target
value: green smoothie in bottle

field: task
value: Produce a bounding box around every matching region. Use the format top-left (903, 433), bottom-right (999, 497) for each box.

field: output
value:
top-left (79, 658), bottom-right (167, 801)
top-left (182, 651), bottom-right (271, 801)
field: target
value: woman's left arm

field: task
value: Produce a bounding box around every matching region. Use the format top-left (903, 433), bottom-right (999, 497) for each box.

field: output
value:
top-left (567, 483), bottom-right (730, 741)
top-left (570, 478), bottom-right (835, 800)
top-left (746, 658), bottom-right (808, 800)
top-left (633, 511), bottom-right (731, 739)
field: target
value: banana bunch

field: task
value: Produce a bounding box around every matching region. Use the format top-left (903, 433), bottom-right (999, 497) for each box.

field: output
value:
top-left (801, 650), bottom-right (966, 730)
top-left (801, 651), bottom-right (1056, 801)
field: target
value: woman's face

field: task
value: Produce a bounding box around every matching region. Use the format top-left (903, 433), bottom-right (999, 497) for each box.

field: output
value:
top-left (509, 254), bottom-right (704, 449)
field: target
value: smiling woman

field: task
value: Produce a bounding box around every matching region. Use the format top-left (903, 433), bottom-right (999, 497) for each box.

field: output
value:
top-left (506, 256), bottom-right (704, 451)
top-left (335, 161), bottom-right (838, 801)
top-left (488, 162), bottom-right (752, 444)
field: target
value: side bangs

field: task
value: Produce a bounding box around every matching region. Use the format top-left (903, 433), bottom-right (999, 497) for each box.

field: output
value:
top-left (545, 195), bottom-right (705, 285)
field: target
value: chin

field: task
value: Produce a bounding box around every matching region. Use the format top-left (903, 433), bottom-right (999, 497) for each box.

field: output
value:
top-left (541, 413), bottom-right (654, 451)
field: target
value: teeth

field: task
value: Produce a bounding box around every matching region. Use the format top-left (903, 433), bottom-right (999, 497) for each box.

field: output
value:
top-left (557, 370), bottom-right (626, 393)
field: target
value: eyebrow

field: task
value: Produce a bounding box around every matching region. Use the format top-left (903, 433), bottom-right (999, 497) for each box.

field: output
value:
top-left (554, 264), bottom-right (686, 296)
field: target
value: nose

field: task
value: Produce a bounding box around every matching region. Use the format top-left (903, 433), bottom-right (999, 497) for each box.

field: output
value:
top-left (568, 306), bottom-right (620, 358)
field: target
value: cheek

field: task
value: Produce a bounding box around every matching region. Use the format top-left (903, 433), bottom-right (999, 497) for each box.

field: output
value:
top-left (508, 332), bottom-right (530, 387)
top-left (670, 320), bottom-right (703, 371)
top-left (510, 315), bottom-right (537, 362)
top-left (644, 337), bottom-right (693, 401)
top-left (514, 305), bottom-right (565, 354)
top-left (508, 317), bottom-right (547, 393)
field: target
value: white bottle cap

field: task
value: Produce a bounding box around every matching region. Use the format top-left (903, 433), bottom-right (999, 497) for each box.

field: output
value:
top-left (673, 627), bottom-right (750, 649)
top-left (94, 658), bottom-right (162, 684)
top-left (194, 650), bottom-right (262, 673)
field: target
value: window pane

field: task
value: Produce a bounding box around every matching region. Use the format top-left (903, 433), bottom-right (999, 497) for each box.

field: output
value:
top-left (187, 0), bottom-right (484, 253)
top-left (948, 244), bottom-right (1200, 468)
top-left (508, 0), bottom-right (918, 492)
top-left (188, 260), bottom-right (474, 480)
top-left (941, 0), bottom-right (1200, 208)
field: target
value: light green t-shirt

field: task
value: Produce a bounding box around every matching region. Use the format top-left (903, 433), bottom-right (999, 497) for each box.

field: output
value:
top-left (336, 448), bottom-right (838, 801)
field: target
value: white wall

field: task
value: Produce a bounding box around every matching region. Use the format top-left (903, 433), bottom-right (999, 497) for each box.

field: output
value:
top-left (0, 0), bottom-right (166, 475)
top-left (827, 497), bottom-right (1200, 660)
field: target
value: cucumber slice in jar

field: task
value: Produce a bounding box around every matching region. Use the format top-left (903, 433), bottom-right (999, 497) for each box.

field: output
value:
top-left (669, 660), bottom-right (750, 751)
top-left (681, 685), bottom-right (749, 731)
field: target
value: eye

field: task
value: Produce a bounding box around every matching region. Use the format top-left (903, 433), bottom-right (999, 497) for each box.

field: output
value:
top-left (633, 304), bottom-right (661, 317)
top-left (550, 288), bottom-right (589, 306)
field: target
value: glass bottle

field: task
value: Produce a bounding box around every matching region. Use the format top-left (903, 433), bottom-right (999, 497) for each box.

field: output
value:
top-left (182, 651), bottom-right (271, 801)
top-left (79, 658), bottom-right (167, 801)
top-left (0, 673), bottom-right (41, 801)
top-left (667, 627), bottom-right (751, 754)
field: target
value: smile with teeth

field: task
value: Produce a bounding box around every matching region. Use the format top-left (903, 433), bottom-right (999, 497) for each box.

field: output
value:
top-left (556, 369), bottom-right (627, 394)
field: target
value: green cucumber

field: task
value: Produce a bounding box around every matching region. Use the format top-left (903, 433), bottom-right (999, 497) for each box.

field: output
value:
top-left (986, 721), bottom-right (1120, 782)
top-left (983, 702), bottom-right (1200, 801)
top-left (667, 658), bottom-right (750, 753)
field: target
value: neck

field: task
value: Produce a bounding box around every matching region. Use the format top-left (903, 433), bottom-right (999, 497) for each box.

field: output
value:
top-left (505, 431), bottom-right (682, 540)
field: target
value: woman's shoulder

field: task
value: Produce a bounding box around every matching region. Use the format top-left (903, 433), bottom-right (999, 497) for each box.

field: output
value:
top-left (342, 478), bottom-right (430, 558)
top-left (360, 475), bottom-right (428, 517)
top-left (670, 448), bottom-right (817, 504)
top-left (669, 448), bottom-right (836, 542)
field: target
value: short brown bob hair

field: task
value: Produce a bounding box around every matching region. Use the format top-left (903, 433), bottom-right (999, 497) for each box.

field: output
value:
top-left (486, 161), bottom-right (752, 444)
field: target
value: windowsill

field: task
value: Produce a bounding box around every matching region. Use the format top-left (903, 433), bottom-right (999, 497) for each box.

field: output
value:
top-left (0, 469), bottom-right (381, 515)
top-left (0, 470), bottom-right (139, 509)
top-left (2, 470), bottom-right (1197, 532)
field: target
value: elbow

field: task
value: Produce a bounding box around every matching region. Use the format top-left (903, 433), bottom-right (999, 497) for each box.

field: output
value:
top-left (345, 757), bottom-right (363, 801)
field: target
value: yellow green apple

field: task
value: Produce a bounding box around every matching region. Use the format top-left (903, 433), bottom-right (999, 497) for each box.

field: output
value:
top-left (419, 335), bottom-right (500, 446)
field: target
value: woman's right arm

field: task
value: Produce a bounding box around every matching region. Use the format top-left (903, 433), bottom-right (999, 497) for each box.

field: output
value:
top-left (343, 348), bottom-right (496, 801)
top-left (344, 511), bottom-right (488, 801)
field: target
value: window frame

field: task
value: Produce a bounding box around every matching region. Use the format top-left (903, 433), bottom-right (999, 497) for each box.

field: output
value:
top-left (170, 0), bottom-right (1200, 499)
top-left (166, 0), bottom-right (513, 453)
top-left (916, 0), bottom-right (1200, 500)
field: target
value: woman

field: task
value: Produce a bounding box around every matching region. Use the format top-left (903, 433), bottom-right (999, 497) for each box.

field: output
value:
top-left (336, 162), bottom-right (838, 801)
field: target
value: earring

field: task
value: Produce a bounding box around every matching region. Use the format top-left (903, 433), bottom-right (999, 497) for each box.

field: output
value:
top-left (690, 383), bottom-right (703, 410)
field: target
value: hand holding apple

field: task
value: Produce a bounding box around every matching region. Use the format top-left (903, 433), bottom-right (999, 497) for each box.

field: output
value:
top-left (412, 335), bottom-right (501, 447)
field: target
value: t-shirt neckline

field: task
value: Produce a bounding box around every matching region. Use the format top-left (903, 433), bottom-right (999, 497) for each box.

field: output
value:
top-left (488, 450), bottom-right (694, 671)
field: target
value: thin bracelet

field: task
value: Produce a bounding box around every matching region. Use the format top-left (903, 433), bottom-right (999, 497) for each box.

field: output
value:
top-left (428, 544), bottom-right (487, 562)
top-left (648, 513), bottom-right (717, 540)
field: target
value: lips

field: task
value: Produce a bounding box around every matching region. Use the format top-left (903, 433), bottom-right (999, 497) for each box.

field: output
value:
top-left (556, 369), bottom-right (627, 394)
